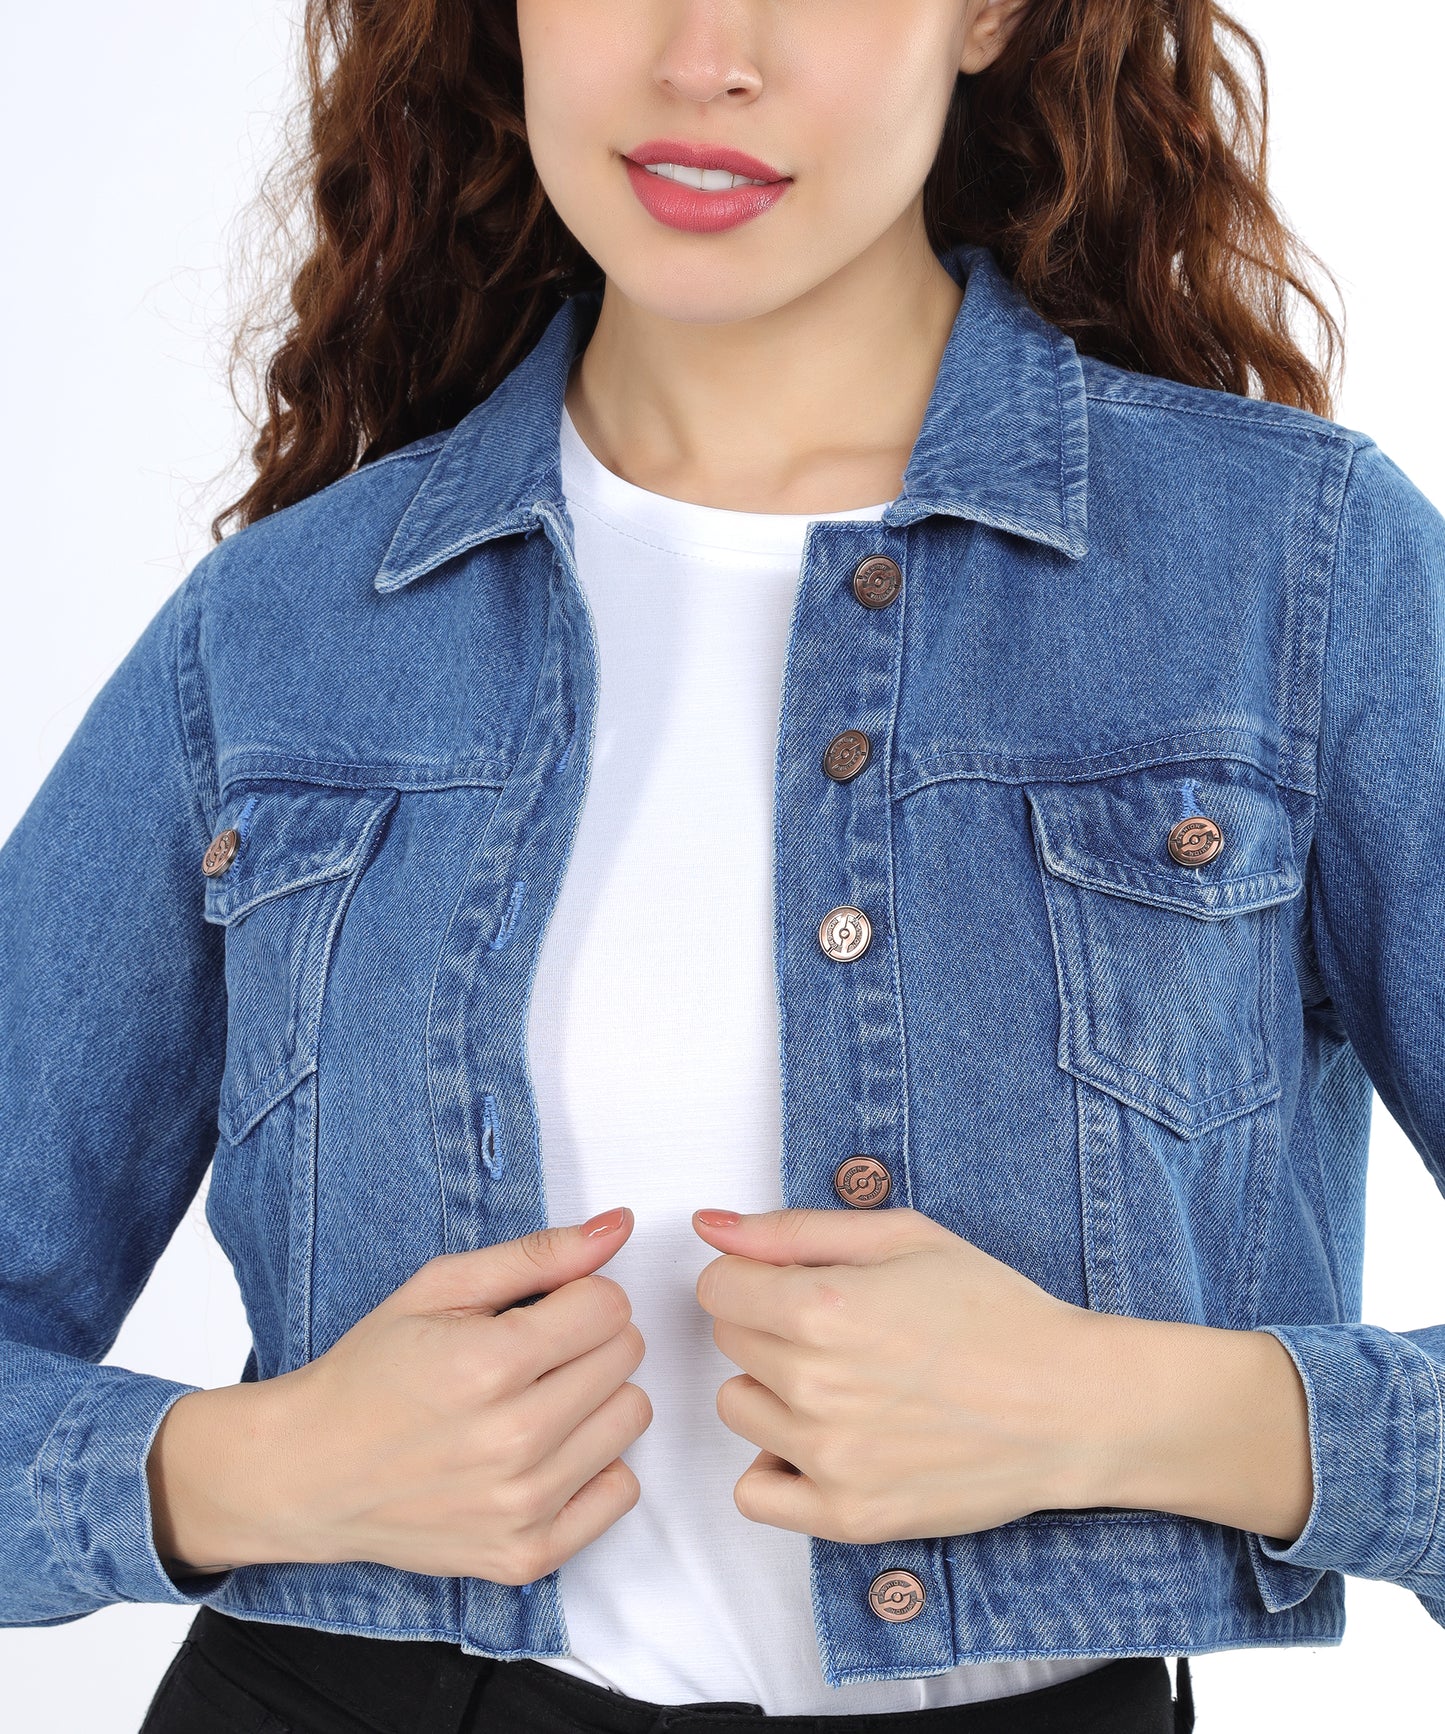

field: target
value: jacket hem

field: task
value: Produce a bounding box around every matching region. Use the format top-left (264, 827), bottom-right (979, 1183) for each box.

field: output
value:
top-left (177, 1508), bottom-right (1346, 1683)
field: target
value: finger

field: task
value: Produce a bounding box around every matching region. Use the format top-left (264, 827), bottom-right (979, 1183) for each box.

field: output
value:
top-left (733, 1449), bottom-right (823, 1536)
top-left (540, 1380), bottom-right (653, 1515)
top-left (715, 1372), bottom-right (807, 1467)
top-left (403, 1210), bottom-right (635, 1316)
top-left (695, 1253), bottom-right (830, 1338)
top-left (692, 1204), bottom-right (941, 1268)
top-left (493, 1271), bottom-right (635, 1383)
top-left (536, 1458), bottom-right (641, 1581)
top-left (711, 1319), bottom-right (818, 1411)
top-left (513, 1322), bottom-right (646, 1456)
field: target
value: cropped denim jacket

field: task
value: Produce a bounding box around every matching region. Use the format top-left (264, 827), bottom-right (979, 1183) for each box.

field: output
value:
top-left (3, 239), bottom-right (1444, 1685)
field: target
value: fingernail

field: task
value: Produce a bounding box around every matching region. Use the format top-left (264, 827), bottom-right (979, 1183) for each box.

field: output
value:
top-left (581, 1206), bottom-right (628, 1237)
top-left (694, 1209), bottom-right (741, 1229)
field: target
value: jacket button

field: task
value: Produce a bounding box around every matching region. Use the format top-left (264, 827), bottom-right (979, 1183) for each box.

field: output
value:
top-left (818, 905), bottom-right (872, 961)
top-left (834, 1156), bottom-right (891, 1207)
top-left (852, 555), bottom-right (902, 609)
top-left (1167, 815), bottom-right (1224, 866)
top-left (868, 1568), bottom-right (927, 1622)
top-left (822, 729), bottom-right (871, 782)
top-left (201, 828), bottom-right (240, 876)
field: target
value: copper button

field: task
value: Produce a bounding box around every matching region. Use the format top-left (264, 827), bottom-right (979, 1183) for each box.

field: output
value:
top-left (834, 1156), bottom-right (891, 1208)
top-left (868, 1568), bottom-right (927, 1622)
top-left (818, 905), bottom-right (872, 962)
top-left (852, 555), bottom-right (902, 609)
top-left (202, 828), bottom-right (240, 876)
top-left (823, 729), bottom-right (871, 782)
top-left (1167, 815), bottom-right (1224, 866)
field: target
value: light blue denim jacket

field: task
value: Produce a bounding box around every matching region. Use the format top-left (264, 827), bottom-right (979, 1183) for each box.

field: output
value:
top-left (3, 239), bottom-right (1444, 1685)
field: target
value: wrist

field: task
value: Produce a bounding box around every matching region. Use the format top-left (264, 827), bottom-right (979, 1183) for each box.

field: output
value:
top-left (1066, 1309), bottom-right (1314, 1542)
top-left (1044, 1304), bottom-right (1140, 1514)
top-left (145, 1372), bottom-right (314, 1576)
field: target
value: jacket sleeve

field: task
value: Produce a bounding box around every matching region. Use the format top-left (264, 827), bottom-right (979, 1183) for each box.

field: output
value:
top-left (1246, 434), bottom-right (1445, 1627)
top-left (0, 556), bottom-right (241, 1622)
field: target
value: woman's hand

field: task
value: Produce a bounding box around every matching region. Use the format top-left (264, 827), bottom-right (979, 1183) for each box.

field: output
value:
top-left (146, 1208), bottom-right (652, 1586)
top-left (690, 1204), bottom-right (1109, 1546)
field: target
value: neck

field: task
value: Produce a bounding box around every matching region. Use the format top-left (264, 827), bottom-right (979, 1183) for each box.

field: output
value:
top-left (563, 224), bottom-right (963, 515)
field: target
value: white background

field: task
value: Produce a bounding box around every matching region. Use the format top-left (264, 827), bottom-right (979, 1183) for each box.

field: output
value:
top-left (1, 2), bottom-right (1441, 1727)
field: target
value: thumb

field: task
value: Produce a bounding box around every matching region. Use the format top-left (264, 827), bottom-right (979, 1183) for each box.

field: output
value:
top-left (397, 1207), bottom-right (634, 1315)
top-left (690, 1204), bottom-right (940, 1267)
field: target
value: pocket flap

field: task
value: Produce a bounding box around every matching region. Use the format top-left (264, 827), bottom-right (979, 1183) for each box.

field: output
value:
top-left (203, 785), bottom-right (400, 927)
top-left (1024, 759), bottom-right (1302, 917)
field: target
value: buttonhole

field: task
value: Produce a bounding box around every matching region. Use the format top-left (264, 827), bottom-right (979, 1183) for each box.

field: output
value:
top-left (556, 717), bottom-right (576, 775)
top-left (1175, 777), bottom-right (1200, 820)
top-left (489, 880), bottom-right (527, 950)
top-left (480, 1092), bottom-right (503, 1176)
top-left (235, 794), bottom-right (258, 840)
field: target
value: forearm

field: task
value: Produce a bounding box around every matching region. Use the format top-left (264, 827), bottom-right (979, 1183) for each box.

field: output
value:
top-left (146, 1376), bottom-right (311, 1578)
top-left (1067, 1310), bottom-right (1314, 1545)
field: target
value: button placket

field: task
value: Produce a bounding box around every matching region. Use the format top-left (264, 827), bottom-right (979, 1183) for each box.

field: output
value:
top-left (774, 526), bottom-right (949, 1673)
top-left (423, 524), bottom-right (587, 1662)
top-left (773, 531), bottom-right (908, 1198)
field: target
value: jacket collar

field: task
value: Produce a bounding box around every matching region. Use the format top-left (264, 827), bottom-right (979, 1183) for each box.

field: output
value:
top-left (375, 240), bottom-right (1088, 595)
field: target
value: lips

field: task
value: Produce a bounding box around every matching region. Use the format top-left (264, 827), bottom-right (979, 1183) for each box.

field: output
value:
top-left (622, 157), bottom-right (793, 234)
top-left (623, 137), bottom-right (789, 184)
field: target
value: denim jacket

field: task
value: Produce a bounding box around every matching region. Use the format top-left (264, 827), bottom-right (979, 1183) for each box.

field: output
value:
top-left (3, 238), bottom-right (1444, 1685)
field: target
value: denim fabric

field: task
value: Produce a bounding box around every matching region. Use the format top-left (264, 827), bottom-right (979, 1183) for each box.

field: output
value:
top-left (3, 238), bottom-right (1444, 1685)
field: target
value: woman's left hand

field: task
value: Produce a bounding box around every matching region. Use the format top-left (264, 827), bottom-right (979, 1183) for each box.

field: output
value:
top-left (690, 1204), bottom-right (1113, 1544)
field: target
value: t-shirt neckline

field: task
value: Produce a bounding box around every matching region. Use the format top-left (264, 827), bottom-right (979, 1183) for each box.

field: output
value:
top-left (558, 402), bottom-right (894, 558)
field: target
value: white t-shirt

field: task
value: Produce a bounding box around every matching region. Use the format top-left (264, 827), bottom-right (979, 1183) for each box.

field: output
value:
top-left (522, 402), bottom-right (1112, 1715)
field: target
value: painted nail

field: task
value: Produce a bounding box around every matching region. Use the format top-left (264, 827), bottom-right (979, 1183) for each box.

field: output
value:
top-left (694, 1209), bottom-right (741, 1229)
top-left (581, 1206), bottom-right (628, 1237)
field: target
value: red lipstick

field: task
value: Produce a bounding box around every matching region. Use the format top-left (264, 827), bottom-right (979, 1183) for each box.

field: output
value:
top-left (621, 137), bottom-right (793, 234)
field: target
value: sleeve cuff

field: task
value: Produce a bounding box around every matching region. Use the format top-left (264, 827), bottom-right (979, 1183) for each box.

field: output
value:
top-left (36, 1371), bottom-right (239, 1606)
top-left (1246, 1323), bottom-right (1442, 1595)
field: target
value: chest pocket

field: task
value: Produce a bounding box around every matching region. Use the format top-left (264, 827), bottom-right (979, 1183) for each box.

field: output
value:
top-left (202, 783), bottom-right (399, 1143)
top-left (1023, 759), bottom-right (1303, 1139)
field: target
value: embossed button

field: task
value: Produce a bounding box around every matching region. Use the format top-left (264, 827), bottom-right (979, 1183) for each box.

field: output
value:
top-left (834, 1156), bottom-right (892, 1208)
top-left (1166, 814), bottom-right (1224, 866)
top-left (201, 828), bottom-right (240, 876)
top-left (822, 729), bottom-right (871, 782)
top-left (818, 905), bottom-right (872, 961)
top-left (868, 1568), bottom-right (927, 1622)
top-left (851, 555), bottom-right (902, 609)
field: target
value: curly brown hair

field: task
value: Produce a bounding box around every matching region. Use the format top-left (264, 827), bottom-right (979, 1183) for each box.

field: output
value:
top-left (211, 0), bottom-right (1343, 542)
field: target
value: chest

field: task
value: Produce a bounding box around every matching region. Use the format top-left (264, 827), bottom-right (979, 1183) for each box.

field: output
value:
top-left (199, 498), bottom-right (1326, 1376)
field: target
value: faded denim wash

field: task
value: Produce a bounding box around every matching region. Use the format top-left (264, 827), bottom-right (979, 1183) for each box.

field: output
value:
top-left (2, 239), bottom-right (1444, 1687)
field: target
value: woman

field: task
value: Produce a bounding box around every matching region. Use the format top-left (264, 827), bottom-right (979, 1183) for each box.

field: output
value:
top-left (3, 0), bottom-right (1441, 1730)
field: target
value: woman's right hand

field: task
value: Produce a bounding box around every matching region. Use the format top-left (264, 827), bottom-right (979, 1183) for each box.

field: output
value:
top-left (146, 1207), bottom-right (651, 1587)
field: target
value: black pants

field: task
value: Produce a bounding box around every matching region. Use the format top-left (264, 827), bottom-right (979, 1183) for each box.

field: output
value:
top-left (138, 1605), bottom-right (1195, 1734)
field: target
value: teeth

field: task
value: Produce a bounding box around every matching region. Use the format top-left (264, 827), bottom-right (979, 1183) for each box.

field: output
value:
top-left (642, 162), bottom-right (771, 191)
